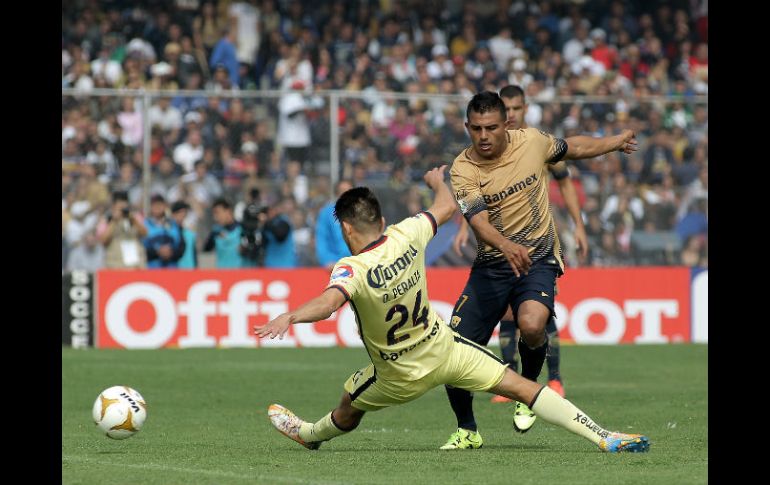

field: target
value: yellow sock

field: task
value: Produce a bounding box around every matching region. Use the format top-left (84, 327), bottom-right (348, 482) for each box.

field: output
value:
top-left (530, 386), bottom-right (610, 445)
top-left (297, 412), bottom-right (349, 443)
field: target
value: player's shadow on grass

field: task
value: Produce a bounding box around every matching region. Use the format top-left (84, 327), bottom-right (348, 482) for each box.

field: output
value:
top-left (486, 443), bottom-right (559, 452)
top-left (307, 444), bottom-right (554, 452)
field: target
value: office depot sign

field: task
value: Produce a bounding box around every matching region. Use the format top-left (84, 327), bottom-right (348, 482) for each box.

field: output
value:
top-left (96, 268), bottom-right (693, 348)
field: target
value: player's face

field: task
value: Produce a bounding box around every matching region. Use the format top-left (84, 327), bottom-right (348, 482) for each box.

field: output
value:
top-left (466, 110), bottom-right (508, 159)
top-left (502, 95), bottom-right (527, 130)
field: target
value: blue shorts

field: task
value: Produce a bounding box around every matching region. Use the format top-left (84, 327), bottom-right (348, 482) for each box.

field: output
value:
top-left (449, 257), bottom-right (561, 345)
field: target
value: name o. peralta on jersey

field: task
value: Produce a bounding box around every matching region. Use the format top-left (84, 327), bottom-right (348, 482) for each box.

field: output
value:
top-left (326, 212), bottom-right (453, 380)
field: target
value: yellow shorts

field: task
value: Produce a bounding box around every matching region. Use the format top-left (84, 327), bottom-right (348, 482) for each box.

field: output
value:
top-left (344, 333), bottom-right (508, 412)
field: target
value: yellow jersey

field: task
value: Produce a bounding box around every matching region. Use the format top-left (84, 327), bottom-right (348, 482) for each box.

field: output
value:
top-left (326, 211), bottom-right (454, 380)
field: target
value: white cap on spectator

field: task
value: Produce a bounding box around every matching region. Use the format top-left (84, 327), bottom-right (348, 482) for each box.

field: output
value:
top-left (572, 55), bottom-right (602, 75)
top-left (184, 111), bottom-right (202, 124)
top-left (513, 59), bottom-right (527, 71)
top-left (150, 62), bottom-right (173, 77)
top-left (62, 126), bottom-right (76, 142)
top-left (431, 44), bottom-right (449, 58)
top-left (70, 200), bottom-right (91, 218)
top-left (126, 38), bottom-right (156, 61)
top-left (590, 28), bottom-right (606, 41)
top-left (241, 141), bottom-right (258, 154)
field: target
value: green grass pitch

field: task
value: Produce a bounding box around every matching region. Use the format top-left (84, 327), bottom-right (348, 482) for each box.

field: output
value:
top-left (63, 344), bottom-right (707, 484)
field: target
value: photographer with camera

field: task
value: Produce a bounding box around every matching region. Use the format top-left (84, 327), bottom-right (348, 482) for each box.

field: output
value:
top-left (97, 191), bottom-right (148, 268)
top-left (144, 194), bottom-right (186, 268)
top-left (203, 197), bottom-right (253, 268)
top-left (238, 188), bottom-right (267, 266)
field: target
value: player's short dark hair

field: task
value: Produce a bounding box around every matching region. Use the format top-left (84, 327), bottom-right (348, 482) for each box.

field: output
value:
top-left (466, 91), bottom-right (506, 121)
top-left (334, 187), bottom-right (382, 232)
top-left (499, 85), bottom-right (526, 101)
top-left (212, 197), bottom-right (232, 210)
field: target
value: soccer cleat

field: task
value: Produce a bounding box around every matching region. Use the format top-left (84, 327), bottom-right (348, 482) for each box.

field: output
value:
top-left (267, 404), bottom-right (321, 450)
top-left (490, 394), bottom-right (513, 403)
top-left (599, 432), bottom-right (650, 453)
top-left (512, 401), bottom-right (537, 433)
top-left (439, 428), bottom-right (483, 450)
top-left (547, 379), bottom-right (566, 397)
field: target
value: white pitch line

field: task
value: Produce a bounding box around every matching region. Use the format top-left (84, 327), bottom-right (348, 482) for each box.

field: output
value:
top-left (63, 455), bottom-right (346, 485)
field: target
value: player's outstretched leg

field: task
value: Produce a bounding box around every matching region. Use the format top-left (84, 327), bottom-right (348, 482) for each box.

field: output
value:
top-left (491, 320), bottom-right (518, 404)
top-left (490, 369), bottom-right (650, 453)
top-left (545, 316), bottom-right (565, 397)
top-left (268, 392), bottom-right (364, 450)
top-left (268, 404), bottom-right (321, 450)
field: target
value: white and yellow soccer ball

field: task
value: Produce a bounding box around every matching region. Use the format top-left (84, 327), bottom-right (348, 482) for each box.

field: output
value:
top-left (92, 386), bottom-right (147, 439)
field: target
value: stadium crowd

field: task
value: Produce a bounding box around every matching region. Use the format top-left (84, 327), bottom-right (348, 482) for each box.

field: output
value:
top-left (62, 0), bottom-right (708, 271)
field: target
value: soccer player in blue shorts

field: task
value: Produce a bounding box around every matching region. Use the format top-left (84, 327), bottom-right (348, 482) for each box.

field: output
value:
top-left (256, 165), bottom-right (648, 453)
top-left (443, 91), bottom-right (638, 449)
top-left (453, 85), bottom-right (587, 402)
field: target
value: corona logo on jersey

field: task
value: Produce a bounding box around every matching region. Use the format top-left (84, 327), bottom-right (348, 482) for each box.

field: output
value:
top-left (365, 245), bottom-right (419, 289)
top-left (95, 267), bottom-right (697, 349)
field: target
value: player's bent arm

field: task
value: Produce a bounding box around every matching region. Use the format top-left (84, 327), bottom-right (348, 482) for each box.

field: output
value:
top-left (467, 211), bottom-right (510, 252)
top-left (553, 166), bottom-right (584, 230)
top-left (254, 288), bottom-right (347, 339)
top-left (424, 165), bottom-right (457, 226)
top-left (468, 211), bottom-right (532, 276)
top-left (452, 217), bottom-right (470, 255)
top-left (563, 129), bottom-right (637, 160)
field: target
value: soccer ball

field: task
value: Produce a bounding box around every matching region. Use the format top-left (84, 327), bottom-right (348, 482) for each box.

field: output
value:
top-left (92, 386), bottom-right (147, 440)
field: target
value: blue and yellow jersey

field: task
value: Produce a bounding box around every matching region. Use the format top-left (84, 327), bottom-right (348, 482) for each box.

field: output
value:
top-left (327, 211), bottom-right (453, 380)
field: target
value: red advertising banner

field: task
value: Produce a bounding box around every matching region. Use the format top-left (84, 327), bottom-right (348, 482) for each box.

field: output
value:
top-left (96, 267), bottom-right (690, 349)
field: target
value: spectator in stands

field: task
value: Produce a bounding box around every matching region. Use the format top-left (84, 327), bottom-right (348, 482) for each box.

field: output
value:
top-left (263, 198), bottom-right (297, 268)
top-left (315, 179), bottom-right (353, 271)
top-left (143, 194), bottom-right (186, 268)
top-left (97, 191), bottom-right (148, 269)
top-left (209, 29), bottom-right (239, 87)
top-left (149, 97), bottom-right (183, 133)
top-left (173, 128), bottom-right (205, 173)
top-left (177, 160), bottom-right (223, 208)
top-left (203, 197), bottom-right (249, 268)
top-left (277, 90), bottom-right (311, 168)
top-left (193, 1), bottom-right (226, 60)
top-left (117, 97), bottom-right (144, 148)
top-left (66, 229), bottom-right (104, 272)
top-left (62, 0), bottom-right (707, 271)
top-left (171, 200), bottom-right (198, 269)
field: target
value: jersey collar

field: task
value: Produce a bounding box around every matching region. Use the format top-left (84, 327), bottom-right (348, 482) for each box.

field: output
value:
top-left (360, 234), bottom-right (387, 253)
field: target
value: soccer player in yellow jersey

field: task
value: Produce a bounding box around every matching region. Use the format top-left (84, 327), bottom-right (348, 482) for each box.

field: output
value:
top-left (442, 91), bottom-right (638, 449)
top-left (256, 165), bottom-right (648, 453)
